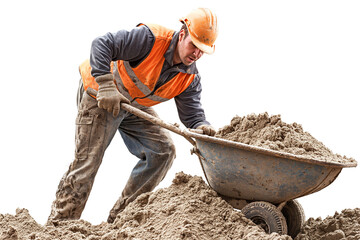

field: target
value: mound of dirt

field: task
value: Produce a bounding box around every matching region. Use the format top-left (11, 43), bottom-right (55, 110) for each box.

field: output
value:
top-left (295, 208), bottom-right (360, 240)
top-left (215, 112), bottom-right (355, 164)
top-left (0, 172), bottom-right (291, 240)
top-left (1, 172), bottom-right (359, 240)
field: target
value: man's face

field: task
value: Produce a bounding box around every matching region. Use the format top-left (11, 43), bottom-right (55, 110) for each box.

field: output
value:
top-left (178, 31), bottom-right (204, 66)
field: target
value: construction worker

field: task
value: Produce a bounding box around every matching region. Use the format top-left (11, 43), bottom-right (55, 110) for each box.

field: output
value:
top-left (48, 8), bottom-right (219, 224)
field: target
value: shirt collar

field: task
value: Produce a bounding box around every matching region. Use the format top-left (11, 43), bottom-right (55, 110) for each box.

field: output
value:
top-left (164, 31), bottom-right (198, 74)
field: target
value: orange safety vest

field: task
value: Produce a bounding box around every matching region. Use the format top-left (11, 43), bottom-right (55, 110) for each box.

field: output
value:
top-left (79, 24), bottom-right (196, 107)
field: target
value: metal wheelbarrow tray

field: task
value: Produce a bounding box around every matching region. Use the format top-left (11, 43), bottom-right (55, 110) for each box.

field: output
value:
top-left (185, 130), bottom-right (357, 237)
top-left (185, 130), bottom-right (357, 204)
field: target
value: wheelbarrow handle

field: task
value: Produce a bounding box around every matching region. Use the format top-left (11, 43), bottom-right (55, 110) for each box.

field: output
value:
top-left (121, 103), bottom-right (197, 146)
top-left (86, 88), bottom-right (197, 146)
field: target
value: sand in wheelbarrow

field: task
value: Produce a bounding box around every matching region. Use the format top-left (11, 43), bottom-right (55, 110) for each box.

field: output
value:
top-left (215, 112), bottom-right (356, 164)
top-left (0, 172), bottom-right (291, 240)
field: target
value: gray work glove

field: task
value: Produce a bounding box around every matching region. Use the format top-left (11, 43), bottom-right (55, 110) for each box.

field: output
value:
top-left (196, 124), bottom-right (216, 136)
top-left (95, 73), bottom-right (130, 117)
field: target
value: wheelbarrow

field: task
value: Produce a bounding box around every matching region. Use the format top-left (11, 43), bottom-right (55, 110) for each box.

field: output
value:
top-left (87, 88), bottom-right (357, 237)
top-left (184, 130), bottom-right (357, 237)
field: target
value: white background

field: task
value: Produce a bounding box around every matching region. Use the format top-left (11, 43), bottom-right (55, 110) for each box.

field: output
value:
top-left (0, 0), bottom-right (359, 225)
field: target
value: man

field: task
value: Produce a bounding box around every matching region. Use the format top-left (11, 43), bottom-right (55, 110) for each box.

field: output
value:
top-left (48, 8), bottom-right (219, 223)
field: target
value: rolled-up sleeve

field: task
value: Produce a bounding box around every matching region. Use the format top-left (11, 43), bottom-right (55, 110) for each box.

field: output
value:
top-left (174, 74), bottom-right (210, 129)
top-left (90, 25), bottom-right (154, 77)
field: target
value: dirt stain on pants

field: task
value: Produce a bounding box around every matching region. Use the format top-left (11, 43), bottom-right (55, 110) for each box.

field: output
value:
top-left (49, 81), bottom-right (175, 223)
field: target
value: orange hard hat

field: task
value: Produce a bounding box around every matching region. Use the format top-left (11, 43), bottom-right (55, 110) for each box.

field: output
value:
top-left (180, 8), bottom-right (219, 54)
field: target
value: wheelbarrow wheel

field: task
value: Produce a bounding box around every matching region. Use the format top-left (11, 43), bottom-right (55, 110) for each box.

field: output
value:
top-left (241, 201), bottom-right (288, 235)
top-left (281, 200), bottom-right (305, 238)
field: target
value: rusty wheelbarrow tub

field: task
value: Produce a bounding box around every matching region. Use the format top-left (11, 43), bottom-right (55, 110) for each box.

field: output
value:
top-left (184, 130), bottom-right (357, 237)
top-left (185, 130), bottom-right (356, 203)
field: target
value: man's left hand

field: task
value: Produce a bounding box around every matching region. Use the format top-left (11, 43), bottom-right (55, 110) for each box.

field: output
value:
top-left (196, 125), bottom-right (216, 136)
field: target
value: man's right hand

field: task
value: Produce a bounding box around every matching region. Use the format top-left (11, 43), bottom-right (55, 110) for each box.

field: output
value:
top-left (95, 73), bottom-right (130, 117)
top-left (196, 124), bottom-right (216, 136)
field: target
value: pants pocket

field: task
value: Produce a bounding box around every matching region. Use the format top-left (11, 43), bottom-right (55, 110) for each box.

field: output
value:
top-left (75, 113), bottom-right (94, 160)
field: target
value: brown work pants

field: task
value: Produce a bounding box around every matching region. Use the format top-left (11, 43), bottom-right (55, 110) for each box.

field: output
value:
top-left (48, 82), bottom-right (175, 223)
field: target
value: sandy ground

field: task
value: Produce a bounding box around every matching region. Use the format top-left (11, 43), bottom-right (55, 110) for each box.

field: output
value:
top-left (1, 173), bottom-right (359, 240)
top-left (1, 173), bottom-right (291, 240)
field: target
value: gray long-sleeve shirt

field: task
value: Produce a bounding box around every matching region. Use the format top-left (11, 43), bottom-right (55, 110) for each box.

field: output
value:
top-left (89, 24), bottom-right (210, 129)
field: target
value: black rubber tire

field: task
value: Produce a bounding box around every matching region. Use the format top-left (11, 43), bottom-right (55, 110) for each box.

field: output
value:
top-left (241, 201), bottom-right (288, 235)
top-left (281, 200), bottom-right (305, 239)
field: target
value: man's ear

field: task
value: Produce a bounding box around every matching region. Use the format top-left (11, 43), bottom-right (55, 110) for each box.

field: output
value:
top-left (179, 29), bottom-right (185, 42)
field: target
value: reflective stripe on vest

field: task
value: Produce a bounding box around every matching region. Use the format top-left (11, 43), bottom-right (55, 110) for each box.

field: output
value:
top-left (116, 23), bottom-right (195, 107)
top-left (114, 61), bottom-right (169, 103)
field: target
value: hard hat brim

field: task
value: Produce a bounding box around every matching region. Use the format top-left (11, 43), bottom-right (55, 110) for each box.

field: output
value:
top-left (191, 36), bottom-right (215, 55)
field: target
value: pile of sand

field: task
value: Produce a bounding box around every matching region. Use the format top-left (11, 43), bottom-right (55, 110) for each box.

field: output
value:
top-left (215, 112), bottom-right (355, 164)
top-left (295, 208), bottom-right (360, 240)
top-left (1, 173), bottom-right (360, 240)
top-left (0, 172), bottom-right (291, 240)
